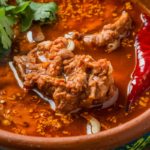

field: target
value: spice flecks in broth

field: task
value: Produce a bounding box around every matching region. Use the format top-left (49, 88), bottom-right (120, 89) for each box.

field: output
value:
top-left (0, 0), bottom-right (149, 137)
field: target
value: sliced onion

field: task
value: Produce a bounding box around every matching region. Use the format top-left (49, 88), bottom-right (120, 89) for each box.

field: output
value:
top-left (90, 88), bottom-right (119, 109)
top-left (32, 89), bottom-right (56, 111)
top-left (65, 32), bottom-right (75, 39)
top-left (65, 34), bottom-right (73, 39)
top-left (102, 88), bottom-right (119, 108)
top-left (27, 31), bottom-right (33, 43)
top-left (86, 123), bottom-right (92, 134)
top-left (70, 108), bottom-right (81, 113)
top-left (81, 114), bottom-right (101, 134)
top-left (67, 40), bottom-right (75, 51)
top-left (9, 62), bottom-right (24, 89)
top-left (27, 28), bottom-right (45, 43)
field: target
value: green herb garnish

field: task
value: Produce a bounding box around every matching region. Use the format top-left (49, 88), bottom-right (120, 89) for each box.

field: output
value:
top-left (0, 0), bottom-right (8, 6)
top-left (0, 0), bottom-right (58, 58)
top-left (20, 1), bottom-right (58, 32)
top-left (0, 8), bottom-right (16, 54)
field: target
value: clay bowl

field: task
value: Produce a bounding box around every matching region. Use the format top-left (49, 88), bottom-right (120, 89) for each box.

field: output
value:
top-left (1, 0), bottom-right (150, 150)
top-left (0, 108), bottom-right (149, 150)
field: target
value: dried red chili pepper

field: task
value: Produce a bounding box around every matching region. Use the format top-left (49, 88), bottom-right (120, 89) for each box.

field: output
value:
top-left (126, 14), bottom-right (150, 111)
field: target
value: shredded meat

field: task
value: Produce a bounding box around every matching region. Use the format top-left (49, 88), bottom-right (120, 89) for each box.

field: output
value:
top-left (14, 37), bottom-right (116, 113)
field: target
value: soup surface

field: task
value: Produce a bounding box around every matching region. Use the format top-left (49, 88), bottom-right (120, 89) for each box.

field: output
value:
top-left (0, 0), bottom-right (150, 137)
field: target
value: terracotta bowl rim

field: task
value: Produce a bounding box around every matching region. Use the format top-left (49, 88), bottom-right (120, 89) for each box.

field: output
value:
top-left (0, 107), bottom-right (150, 149)
top-left (2, 1), bottom-right (150, 147)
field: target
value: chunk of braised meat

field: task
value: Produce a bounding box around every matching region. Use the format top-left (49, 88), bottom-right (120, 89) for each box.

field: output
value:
top-left (66, 12), bottom-right (132, 52)
top-left (14, 37), bottom-right (116, 113)
top-left (14, 38), bottom-right (73, 87)
top-left (64, 55), bottom-right (115, 109)
top-left (83, 12), bottom-right (132, 52)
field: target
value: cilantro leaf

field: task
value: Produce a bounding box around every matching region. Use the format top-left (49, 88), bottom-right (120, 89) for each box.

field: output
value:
top-left (16, 0), bottom-right (28, 5)
top-left (5, 1), bottom-right (30, 15)
top-left (0, 34), bottom-right (10, 58)
top-left (10, 1), bottom-right (30, 14)
top-left (0, 8), bottom-right (16, 49)
top-left (20, 5), bottom-right (34, 32)
top-left (0, 24), bottom-right (11, 49)
top-left (3, 1), bottom-right (58, 32)
top-left (0, 0), bottom-right (58, 58)
top-left (0, 0), bottom-right (8, 6)
top-left (3, 1), bottom-right (31, 32)
top-left (30, 2), bottom-right (58, 22)
top-left (19, 1), bottom-right (58, 32)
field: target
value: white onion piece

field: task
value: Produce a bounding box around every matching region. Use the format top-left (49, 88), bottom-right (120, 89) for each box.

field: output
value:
top-left (70, 108), bottom-right (81, 114)
top-left (27, 30), bottom-right (44, 43)
top-left (65, 32), bottom-right (75, 39)
top-left (103, 88), bottom-right (119, 108)
top-left (9, 62), bottom-right (24, 89)
top-left (90, 88), bottom-right (119, 109)
top-left (81, 114), bottom-right (101, 134)
top-left (27, 31), bottom-right (34, 43)
top-left (67, 40), bottom-right (75, 51)
top-left (86, 123), bottom-right (92, 134)
top-left (65, 34), bottom-right (73, 39)
top-left (33, 89), bottom-right (56, 111)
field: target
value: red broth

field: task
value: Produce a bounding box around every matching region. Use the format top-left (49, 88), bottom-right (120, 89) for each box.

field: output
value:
top-left (0, 0), bottom-right (149, 137)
